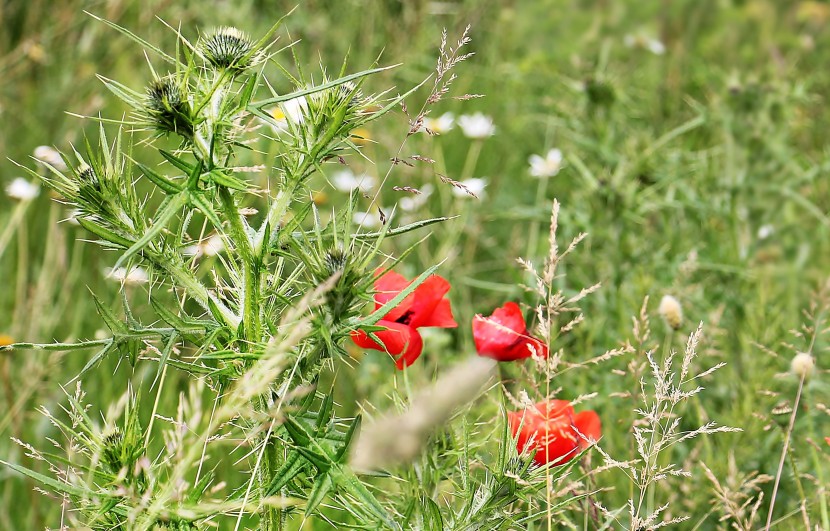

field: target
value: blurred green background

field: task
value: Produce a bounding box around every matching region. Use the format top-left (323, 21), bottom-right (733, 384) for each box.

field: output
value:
top-left (1, 0), bottom-right (829, 528)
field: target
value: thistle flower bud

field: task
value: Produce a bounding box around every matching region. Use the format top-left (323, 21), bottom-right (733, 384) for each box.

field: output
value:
top-left (101, 429), bottom-right (125, 472)
top-left (77, 165), bottom-right (100, 192)
top-left (198, 27), bottom-right (262, 74)
top-left (790, 352), bottom-right (815, 380)
top-left (145, 77), bottom-right (193, 139)
top-left (658, 294), bottom-right (683, 330)
top-left (329, 81), bottom-right (363, 109)
top-left (323, 249), bottom-right (349, 277)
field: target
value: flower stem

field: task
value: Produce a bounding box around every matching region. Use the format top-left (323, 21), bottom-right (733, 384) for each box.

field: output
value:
top-left (765, 373), bottom-right (806, 530)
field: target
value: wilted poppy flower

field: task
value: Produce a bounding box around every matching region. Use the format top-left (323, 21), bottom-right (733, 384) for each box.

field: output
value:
top-left (472, 302), bottom-right (548, 361)
top-left (351, 271), bottom-right (457, 369)
top-left (508, 399), bottom-right (601, 466)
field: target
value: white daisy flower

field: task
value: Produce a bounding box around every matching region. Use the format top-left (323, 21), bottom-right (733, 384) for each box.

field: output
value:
top-left (6, 177), bottom-right (40, 201)
top-left (624, 34), bottom-right (666, 55)
top-left (451, 178), bottom-right (487, 198)
top-left (422, 112), bottom-right (455, 134)
top-left (399, 184), bottom-right (434, 211)
top-left (528, 149), bottom-right (564, 178)
top-left (331, 170), bottom-right (376, 193)
top-left (33, 145), bottom-right (67, 172)
top-left (105, 266), bottom-right (149, 285)
top-left (184, 233), bottom-right (225, 258)
top-left (270, 95), bottom-right (308, 132)
top-left (457, 113), bottom-right (495, 139)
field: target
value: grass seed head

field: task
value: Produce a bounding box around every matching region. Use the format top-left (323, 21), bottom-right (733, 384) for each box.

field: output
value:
top-left (790, 352), bottom-right (815, 380)
top-left (659, 294), bottom-right (683, 330)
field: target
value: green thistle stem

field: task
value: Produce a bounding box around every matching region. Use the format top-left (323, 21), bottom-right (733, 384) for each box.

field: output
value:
top-left (217, 186), bottom-right (261, 344)
top-left (148, 249), bottom-right (239, 328)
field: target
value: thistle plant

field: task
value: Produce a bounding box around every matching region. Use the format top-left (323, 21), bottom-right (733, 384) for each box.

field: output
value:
top-left (0, 16), bottom-right (445, 528)
top-left (0, 16), bottom-right (576, 530)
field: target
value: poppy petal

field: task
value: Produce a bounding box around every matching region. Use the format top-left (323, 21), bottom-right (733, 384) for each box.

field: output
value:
top-left (573, 410), bottom-right (602, 449)
top-left (350, 320), bottom-right (423, 370)
top-left (414, 296), bottom-right (457, 329)
top-left (488, 302), bottom-right (527, 332)
top-left (536, 399), bottom-right (575, 420)
top-left (502, 336), bottom-right (549, 361)
top-left (405, 275), bottom-right (456, 328)
top-left (473, 303), bottom-right (547, 361)
top-left (510, 400), bottom-right (596, 467)
top-left (372, 270), bottom-right (414, 322)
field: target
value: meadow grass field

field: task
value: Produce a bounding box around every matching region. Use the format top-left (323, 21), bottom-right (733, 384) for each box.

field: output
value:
top-left (1, 0), bottom-right (828, 529)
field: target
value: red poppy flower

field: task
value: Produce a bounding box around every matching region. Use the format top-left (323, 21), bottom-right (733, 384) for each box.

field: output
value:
top-left (351, 271), bottom-right (457, 369)
top-left (507, 399), bottom-right (601, 466)
top-left (472, 302), bottom-right (548, 361)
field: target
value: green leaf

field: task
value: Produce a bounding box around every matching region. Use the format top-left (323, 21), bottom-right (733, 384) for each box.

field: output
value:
top-left (72, 340), bottom-right (117, 382)
top-left (149, 298), bottom-right (210, 335)
top-left (272, 201), bottom-right (313, 249)
top-left (315, 393), bottom-right (335, 434)
top-left (354, 74), bottom-right (430, 127)
top-left (85, 12), bottom-right (180, 65)
top-left (159, 150), bottom-right (195, 174)
top-left (76, 218), bottom-right (134, 249)
top-left (207, 297), bottom-right (236, 329)
top-left (250, 65), bottom-right (398, 108)
top-left (135, 162), bottom-right (182, 194)
top-left (112, 192), bottom-right (189, 270)
top-left (0, 338), bottom-right (110, 353)
top-left (97, 75), bottom-right (145, 108)
top-left (329, 464), bottom-right (400, 530)
top-left (189, 192), bottom-right (224, 230)
top-left (1, 460), bottom-right (91, 498)
top-left (283, 416), bottom-right (313, 447)
top-left (209, 170), bottom-right (248, 191)
top-left (90, 292), bottom-right (127, 334)
top-left (419, 496), bottom-right (444, 531)
top-left (266, 451), bottom-right (307, 496)
top-left (352, 216), bottom-right (453, 241)
top-left (186, 159), bottom-right (204, 190)
top-left (304, 473), bottom-right (333, 516)
top-left (153, 332), bottom-right (179, 387)
top-left (335, 415), bottom-right (361, 462)
top-left (293, 447), bottom-right (332, 472)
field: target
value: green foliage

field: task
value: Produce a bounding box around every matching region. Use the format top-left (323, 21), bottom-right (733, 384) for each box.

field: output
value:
top-left (1, 1), bottom-right (829, 530)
